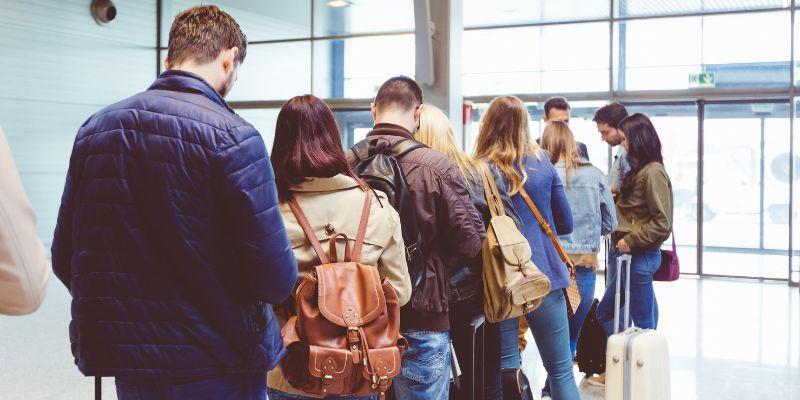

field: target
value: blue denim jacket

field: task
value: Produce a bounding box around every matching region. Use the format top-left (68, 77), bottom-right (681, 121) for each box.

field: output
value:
top-left (508, 154), bottom-right (574, 291)
top-left (555, 157), bottom-right (617, 254)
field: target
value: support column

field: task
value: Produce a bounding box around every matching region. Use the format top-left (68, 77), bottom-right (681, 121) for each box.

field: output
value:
top-left (414, 0), bottom-right (463, 146)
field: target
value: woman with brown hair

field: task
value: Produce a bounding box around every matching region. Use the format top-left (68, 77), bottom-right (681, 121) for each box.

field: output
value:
top-left (539, 120), bottom-right (617, 396)
top-left (474, 96), bottom-right (579, 400)
top-left (267, 95), bottom-right (412, 400)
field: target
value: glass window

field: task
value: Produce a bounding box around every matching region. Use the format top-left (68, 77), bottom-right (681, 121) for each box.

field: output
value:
top-left (161, 0), bottom-right (310, 42)
top-left (313, 35), bottom-right (415, 99)
top-left (616, 0), bottom-right (786, 18)
top-left (235, 108), bottom-right (281, 150)
top-left (703, 102), bottom-right (790, 279)
top-left (463, 23), bottom-right (609, 96)
top-left (314, 0), bottom-right (413, 37)
top-left (227, 42), bottom-right (311, 102)
top-left (618, 12), bottom-right (791, 91)
top-left (794, 99), bottom-right (800, 284)
top-left (463, 0), bottom-right (610, 28)
top-left (333, 110), bottom-right (374, 148)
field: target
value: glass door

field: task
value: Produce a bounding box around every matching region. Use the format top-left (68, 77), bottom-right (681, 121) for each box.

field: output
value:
top-left (702, 101), bottom-right (791, 279)
top-left (624, 103), bottom-right (700, 274)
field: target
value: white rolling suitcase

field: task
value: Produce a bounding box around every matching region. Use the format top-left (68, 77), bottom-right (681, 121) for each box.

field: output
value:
top-left (605, 254), bottom-right (671, 400)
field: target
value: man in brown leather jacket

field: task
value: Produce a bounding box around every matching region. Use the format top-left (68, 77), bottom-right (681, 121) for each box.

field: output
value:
top-left (347, 76), bottom-right (485, 400)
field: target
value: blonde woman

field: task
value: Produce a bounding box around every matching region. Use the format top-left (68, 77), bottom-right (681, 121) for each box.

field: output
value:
top-left (415, 105), bottom-right (520, 400)
top-left (539, 121), bottom-right (617, 396)
top-left (474, 96), bottom-right (579, 400)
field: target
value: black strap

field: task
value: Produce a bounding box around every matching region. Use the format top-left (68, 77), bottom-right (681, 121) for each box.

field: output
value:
top-left (351, 138), bottom-right (426, 161)
top-left (351, 140), bottom-right (370, 161)
top-left (390, 139), bottom-right (426, 158)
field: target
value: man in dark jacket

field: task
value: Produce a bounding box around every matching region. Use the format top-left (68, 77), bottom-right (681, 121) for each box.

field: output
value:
top-left (51, 6), bottom-right (296, 399)
top-left (347, 76), bottom-right (485, 400)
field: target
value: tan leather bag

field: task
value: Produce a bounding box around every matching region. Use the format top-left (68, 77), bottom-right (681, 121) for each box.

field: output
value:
top-left (518, 188), bottom-right (581, 317)
top-left (280, 192), bottom-right (406, 398)
top-left (479, 164), bottom-right (551, 323)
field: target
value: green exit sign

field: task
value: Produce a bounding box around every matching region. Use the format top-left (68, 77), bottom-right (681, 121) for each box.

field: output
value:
top-left (689, 72), bottom-right (716, 88)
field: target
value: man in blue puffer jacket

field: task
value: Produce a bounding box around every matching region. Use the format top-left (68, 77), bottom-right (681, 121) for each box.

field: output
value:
top-left (51, 5), bottom-right (297, 399)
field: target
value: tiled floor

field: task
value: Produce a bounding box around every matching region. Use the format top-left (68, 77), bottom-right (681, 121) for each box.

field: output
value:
top-left (1, 276), bottom-right (798, 399)
top-left (520, 275), bottom-right (800, 400)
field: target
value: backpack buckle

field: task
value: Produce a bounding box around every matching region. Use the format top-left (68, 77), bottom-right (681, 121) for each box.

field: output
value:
top-left (524, 299), bottom-right (535, 311)
top-left (321, 374), bottom-right (333, 393)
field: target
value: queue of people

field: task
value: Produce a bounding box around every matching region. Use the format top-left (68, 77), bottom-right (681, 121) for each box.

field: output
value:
top-left (0, 4), bottom-right (675, 400)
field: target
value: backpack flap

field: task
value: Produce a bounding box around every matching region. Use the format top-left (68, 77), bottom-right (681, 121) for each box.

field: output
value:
top-left (490, 216), bottom-right (532, 266)
top-left (315, 263), bottom-right (385, 328)
top-left (362, 347), bottom-right (402, 387)
top-left (507, 274), bottom-right (549, 311)
top-left (308, 345), bottom-right (355, 394)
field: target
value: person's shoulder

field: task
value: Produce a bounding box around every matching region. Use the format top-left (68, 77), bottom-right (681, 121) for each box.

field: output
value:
top-left (643, 162), bottom-right (670, 181)
top-left (406, 145), bottom-right (462, 177)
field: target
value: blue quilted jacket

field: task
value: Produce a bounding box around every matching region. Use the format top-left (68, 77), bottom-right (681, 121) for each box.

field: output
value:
top-left (51, 70), bottom-right (297, 378)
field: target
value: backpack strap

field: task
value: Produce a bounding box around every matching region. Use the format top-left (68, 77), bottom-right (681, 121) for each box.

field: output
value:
top-left (351, 140), bottom-right (370, 162)
top-left (390, 139), bottom-right (426, 158)
top-left (350, 191), bottom-right (372, 263)
top-left (477, 163), bottom-right (505, 218)
top-left (518, 187), bottom-right (574, 269)
top-left (287, 196), bottom-right (331, 264)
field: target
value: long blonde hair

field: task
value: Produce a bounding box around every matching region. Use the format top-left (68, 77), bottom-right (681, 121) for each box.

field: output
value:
top-left (416, 104), bottom-right (479, 183)
top-left (473, 96), bottom-right (540, 195)
top-left (540, 120), bottom-right (580, 188)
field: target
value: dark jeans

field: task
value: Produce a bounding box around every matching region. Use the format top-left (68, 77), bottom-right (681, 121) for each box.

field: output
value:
top-left (449, 297), bottom-right (502, 400)
top-left (115, 374), bottom-right (266, 400)
top-left (542, 266), bottom-right (596, 397)
top-left (597, 248), bottom-right (661, 335)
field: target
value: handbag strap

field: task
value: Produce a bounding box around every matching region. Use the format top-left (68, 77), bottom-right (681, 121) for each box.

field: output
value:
top-left (670, 230), bottom-right (676, 252)
top-left (287, 190), bottom-right (372, 264)
top-left (518, 187), bottom-right (575, 270)
top-left (477, 163), bottom-right (505, 218)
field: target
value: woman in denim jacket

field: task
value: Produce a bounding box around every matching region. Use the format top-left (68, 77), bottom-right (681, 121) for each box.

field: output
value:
top-left (475, 96), bottom-right (580, 400)
top-left (540, 121), bottom-right (617, 396)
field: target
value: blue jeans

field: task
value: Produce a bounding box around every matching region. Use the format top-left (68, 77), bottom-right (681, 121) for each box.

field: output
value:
top-left (393, 330), bottom-right (451, 400)
top-left (498, 290), bottom-right (580, 400)
top-left (268, 388), bottom-right (376, 400)
top-left (542, 266), bottom-right (596, 397)
top-left (115, 374), bottom-right (266, 400)
top-left (597, 248), bottom-right (661, 336)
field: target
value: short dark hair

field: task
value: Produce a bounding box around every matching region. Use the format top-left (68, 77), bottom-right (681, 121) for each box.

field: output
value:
top-left (374, 76), bottom-right (423, 113)
top-left (271, 95), bottom-right (366, 202)
top-left (544, 97), bottom-right (570, 118)
top-left (167, 5), bottom-right (247, 68)
top-left (593, 102), bottom-right (629, 127)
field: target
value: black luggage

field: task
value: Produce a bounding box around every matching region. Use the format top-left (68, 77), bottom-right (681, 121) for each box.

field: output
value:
top-left (450, 313), bottom-right (486, 400)
top-left (576, 298), bottom-right (606, 375)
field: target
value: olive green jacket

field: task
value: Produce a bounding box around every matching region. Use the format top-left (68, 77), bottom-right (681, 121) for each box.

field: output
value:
top-left (611, 162), bottom-right (673, 250)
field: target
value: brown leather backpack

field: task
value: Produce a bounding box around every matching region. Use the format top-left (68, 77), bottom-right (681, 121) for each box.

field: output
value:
top-left (478, 164), bottom-right (551, 323)
top-left (280, 192), bottom-right (406, 398)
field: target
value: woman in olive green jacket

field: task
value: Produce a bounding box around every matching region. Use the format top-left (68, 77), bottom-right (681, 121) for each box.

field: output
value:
top-left (267, 95), bottom-right (411, 400)
top-left (595, 113), bottom-right (673, 365)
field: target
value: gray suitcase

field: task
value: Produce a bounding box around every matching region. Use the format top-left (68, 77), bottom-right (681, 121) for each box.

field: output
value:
top-left (605, 254), bottom-right (671, 400)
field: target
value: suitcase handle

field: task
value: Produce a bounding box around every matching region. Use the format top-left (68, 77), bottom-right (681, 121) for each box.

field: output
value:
top-left (613, 254), bottom-right (633, 334)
